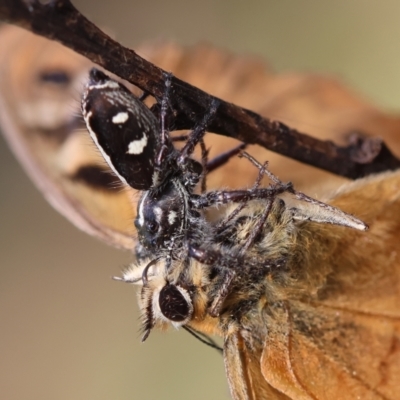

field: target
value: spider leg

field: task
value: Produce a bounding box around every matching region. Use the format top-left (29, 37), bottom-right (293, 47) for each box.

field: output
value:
top-left (171, 140), bottom-right (246, 173)
top-left (177, 98), bottom-right (219, 166)
top-left (191, 151), bottom-right (293, 209)
top-left (206, 143), bottom-right (247, 173)
top-left (138, 91), bottom-right (151, 102)
top-left (215, 157), bottom-right (267, 233)
top-left (190, 182), bottom-right (292, 209)
top-left (211, 153), bottom-right (289, 251)
top-left (155, 73), bottom-right (174, 170)
top-left (202, 142), bottom-right (246, 194)
top-left (199, 139), bottom-right (209, 193)
top-left (239, 151), bottom-right (282, 185)
top-left (170, 139), bottom-right (247, 194)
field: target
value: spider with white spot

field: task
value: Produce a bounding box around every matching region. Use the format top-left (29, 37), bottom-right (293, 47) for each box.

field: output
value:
top-left (82, 68), bottom-right (248, 263)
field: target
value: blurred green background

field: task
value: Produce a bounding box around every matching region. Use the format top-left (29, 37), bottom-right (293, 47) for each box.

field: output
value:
top-left (1, 1), bottom-right (400, 399)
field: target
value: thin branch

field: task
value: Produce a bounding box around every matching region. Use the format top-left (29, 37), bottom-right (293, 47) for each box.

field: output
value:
top-left (1, 0), bottom-right (400, 179)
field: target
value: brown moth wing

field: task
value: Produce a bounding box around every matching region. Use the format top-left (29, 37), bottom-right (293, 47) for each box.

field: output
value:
top-left (261, 171), bottom-right (400, 399)
top-left (262, 302), bottom-right (400, 400)
top-left (0, 25), bottom-right (136, 249)
top-left (224, 333), bottom-right (291, 400)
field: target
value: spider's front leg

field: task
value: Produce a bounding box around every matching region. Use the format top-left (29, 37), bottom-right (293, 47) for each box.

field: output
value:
top-left (176, 98), bottom-right (220, 168)
top-left (190, 183), bottom-right (293, 209)
top-left (172, 98), bottom-right (220, 189)
top-left (190, 151), bottom-right (293, 210)
top-left (153, 73), bottom-right (177, 185)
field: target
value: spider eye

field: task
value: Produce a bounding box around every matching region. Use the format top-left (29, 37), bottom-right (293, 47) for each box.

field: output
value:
top-left (147, 221), bottom-right (159, 234)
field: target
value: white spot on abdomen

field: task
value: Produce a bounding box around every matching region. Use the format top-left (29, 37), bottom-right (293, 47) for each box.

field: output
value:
top-left (168, 211), bottom-right (177, 225)
top-left (127, 134), bottom-right (148, 154)
top-left (112, 111), bottom-right (129, 124)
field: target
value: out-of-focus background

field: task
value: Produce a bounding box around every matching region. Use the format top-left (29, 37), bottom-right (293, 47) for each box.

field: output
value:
top-left (1, 1), bottom-right (400, 399)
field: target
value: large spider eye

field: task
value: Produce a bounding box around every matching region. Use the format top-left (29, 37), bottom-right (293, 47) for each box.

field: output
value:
top-left (159, 284), bottom-right (192, 322)
top-left (147, 221), bottom-right (159, 234)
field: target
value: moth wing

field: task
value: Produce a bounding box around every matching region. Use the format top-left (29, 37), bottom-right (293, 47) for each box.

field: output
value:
top-left (0, 25), bottom-right (136, 249)
top-left (224, 333), bottom-right (291, 400)
top-left (262, 301), bottom-right (400, 400)
top-left (261, 171), bottom-right (400, 399)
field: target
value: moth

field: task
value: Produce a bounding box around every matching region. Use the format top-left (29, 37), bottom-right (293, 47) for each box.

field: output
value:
top-left (1, 25), bottom-right (400, 400)
top-left (118, 170), bottom-right (400, 399)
